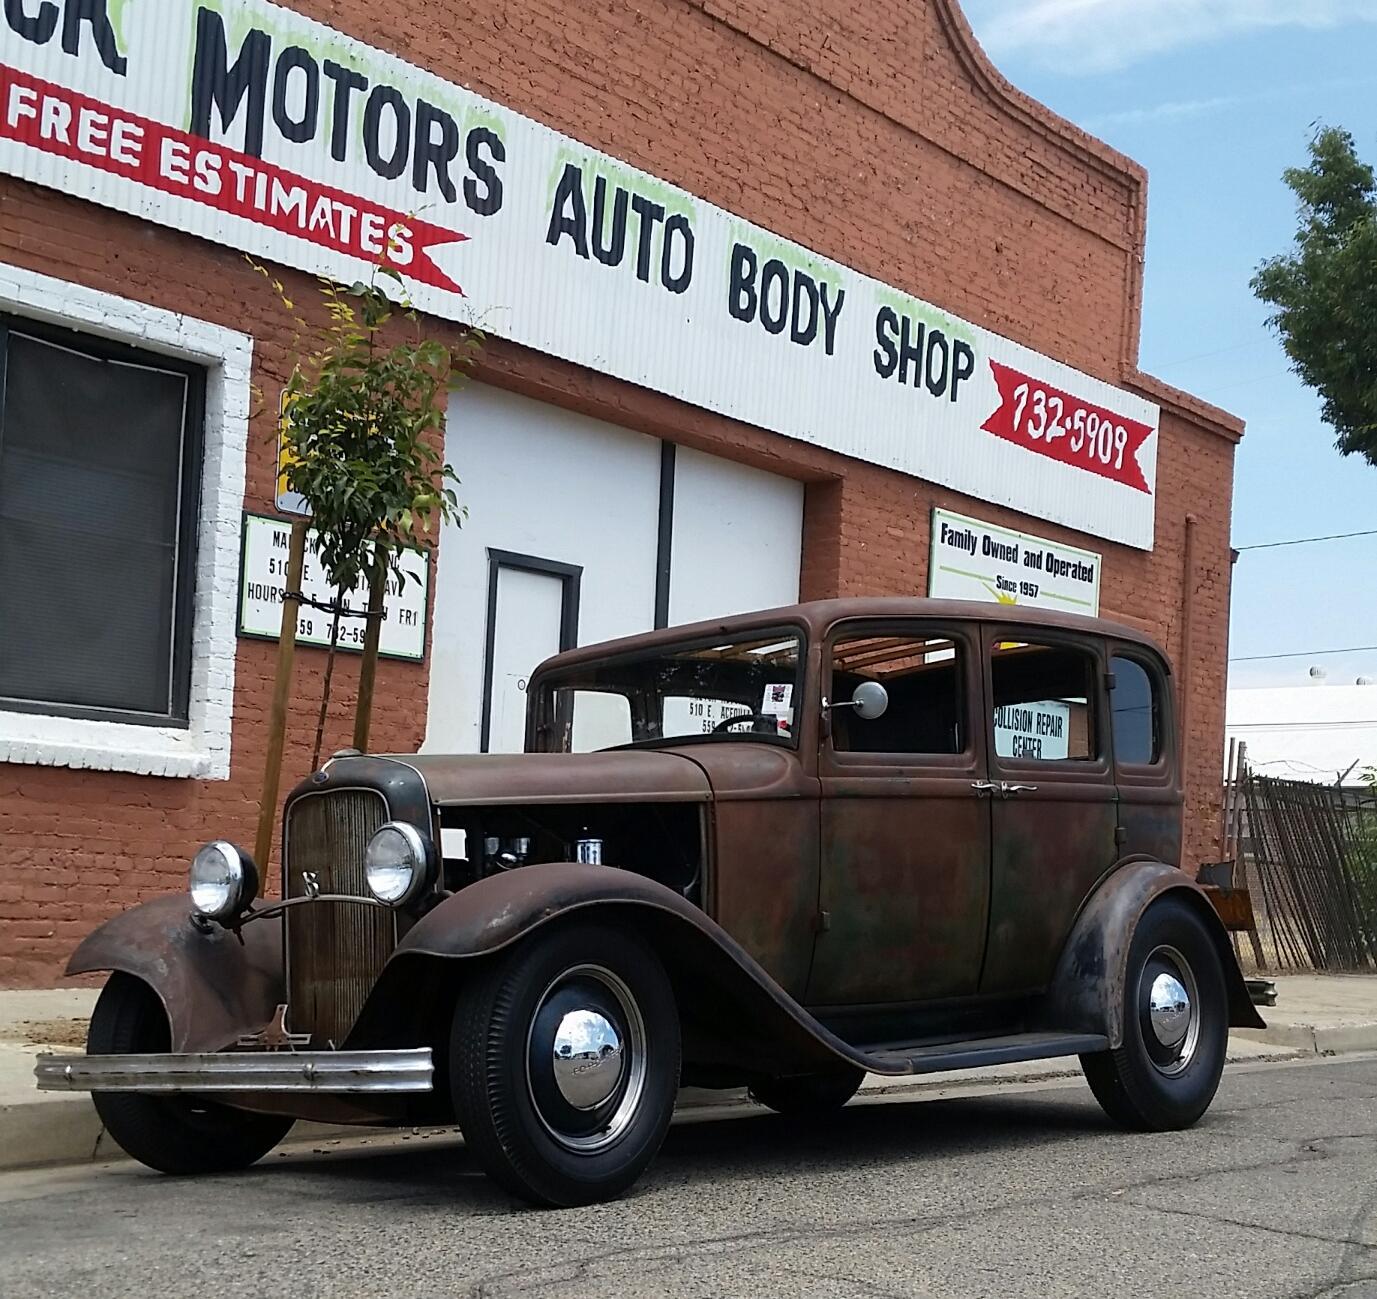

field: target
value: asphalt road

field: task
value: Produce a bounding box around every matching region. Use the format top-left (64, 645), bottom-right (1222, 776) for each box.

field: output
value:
top-left (1, 1056), bottom-right (1374, 1299)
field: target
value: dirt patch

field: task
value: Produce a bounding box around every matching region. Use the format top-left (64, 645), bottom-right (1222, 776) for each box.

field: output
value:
top-left (13, 1019), bottom-right (89, 1048)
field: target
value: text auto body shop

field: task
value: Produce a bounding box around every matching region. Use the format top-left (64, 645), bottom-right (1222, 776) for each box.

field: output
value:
top-left (0, 0), bottom-right (1162, 551)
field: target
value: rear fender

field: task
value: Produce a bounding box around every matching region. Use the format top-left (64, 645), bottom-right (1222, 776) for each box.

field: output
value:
top-left (1043, 860), bottom-right (1266, 1046)
top-left (349, 863), bottom-right (860, 1076)
top-left (66, 895), bottom-right (284, 1052)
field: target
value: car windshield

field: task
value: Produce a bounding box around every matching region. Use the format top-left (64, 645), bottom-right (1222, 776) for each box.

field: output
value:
top-left (533, 630), bottom-right (804, 752)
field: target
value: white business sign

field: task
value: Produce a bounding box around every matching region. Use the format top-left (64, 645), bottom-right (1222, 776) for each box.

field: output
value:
top-left (929, 509), bottom-right (1101, 616)
top-left (238, 514), bottom-right (428, 662)
top-left (0, 1), bottom-right (1159, 548)
top-left (994, 701), bottom-right (1071, 761)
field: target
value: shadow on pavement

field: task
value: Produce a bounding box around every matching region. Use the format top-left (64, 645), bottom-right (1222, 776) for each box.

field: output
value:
top-left (250, 1086), bottom-right (1113, 1212)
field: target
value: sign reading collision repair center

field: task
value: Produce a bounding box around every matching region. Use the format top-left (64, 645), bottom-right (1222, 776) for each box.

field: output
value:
top-left (0, 2), bottom-right (1160, 548)
top-left (238, 514), bottom-right (428, 662)
top-left (928, 509), bottom-right (1101, 616)
top-left (993, 701), bottom-right (1071, 760)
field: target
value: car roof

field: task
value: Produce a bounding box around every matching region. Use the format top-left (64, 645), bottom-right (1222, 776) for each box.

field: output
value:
top-left (538, 598), bottom-right (1170, 673)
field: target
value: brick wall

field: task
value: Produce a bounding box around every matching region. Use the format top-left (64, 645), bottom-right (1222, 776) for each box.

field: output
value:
top-left (0, 0), bottom-right (1240, 985)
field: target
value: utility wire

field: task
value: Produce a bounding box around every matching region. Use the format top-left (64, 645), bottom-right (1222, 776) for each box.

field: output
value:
top-left (1230, 645), bottom-right (1377, 662)
top-left (1236, 528), bottom-right (1377, 551)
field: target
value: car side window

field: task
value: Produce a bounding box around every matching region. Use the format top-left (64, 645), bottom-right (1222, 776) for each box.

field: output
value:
top-left (1110, 655), bottom-right (1161, 765)
top-left (990, 641), bottom-right (1097, 761)
top-left (830, 632), bottom-right (965, 755)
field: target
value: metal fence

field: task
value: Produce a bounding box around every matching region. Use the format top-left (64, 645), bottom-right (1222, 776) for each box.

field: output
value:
top-left (1236, 774), bottom-right (1377, 972)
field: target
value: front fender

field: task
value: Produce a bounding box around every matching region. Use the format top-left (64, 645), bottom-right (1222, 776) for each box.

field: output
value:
top-left (349, 864), bottom-right (861, 1076)
top-left (1043, 861), bottom-right (1266, 1047)
top-left (66, 895), bottom-right (284, 1052)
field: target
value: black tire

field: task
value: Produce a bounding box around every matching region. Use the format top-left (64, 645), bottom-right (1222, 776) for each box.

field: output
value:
top-left (88, 972), bottom-right (293, 1174)
top-left (1080, 896), bottom-right (1228, 1132)
top-left (450, 921), bottom-right (681, 1208)
top-left (749, 1067), bottom-right (864, 1117)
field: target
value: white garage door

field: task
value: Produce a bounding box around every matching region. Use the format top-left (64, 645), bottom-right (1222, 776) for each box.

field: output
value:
top-left (424, 384), bottom-right (803, 754)
top-left (668, 446), bottom-right (804, 626)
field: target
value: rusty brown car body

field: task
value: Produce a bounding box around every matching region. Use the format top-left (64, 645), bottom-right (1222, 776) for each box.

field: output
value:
top-left (39, 599), bottom-right (1263, 1205)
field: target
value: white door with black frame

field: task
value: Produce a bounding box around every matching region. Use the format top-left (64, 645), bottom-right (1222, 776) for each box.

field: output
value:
top-left (482, 553), bottom-right (580, 754)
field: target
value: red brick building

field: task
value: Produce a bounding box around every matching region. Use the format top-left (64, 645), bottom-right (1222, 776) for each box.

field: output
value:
top-left (0, 0), bottom-right (1241, 985)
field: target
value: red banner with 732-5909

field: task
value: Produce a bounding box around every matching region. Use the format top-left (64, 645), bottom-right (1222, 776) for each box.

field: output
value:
top-left (0, 63), bottom-right (469, 294)
top-left (981, 361), bottom-right (1154, 494)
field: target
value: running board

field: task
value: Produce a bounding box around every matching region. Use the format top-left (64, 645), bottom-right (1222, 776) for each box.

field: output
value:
top-left (34, 1048), bottom-right (434, 1094)
top-left (860, 1031), bottom-right (1109, 1075)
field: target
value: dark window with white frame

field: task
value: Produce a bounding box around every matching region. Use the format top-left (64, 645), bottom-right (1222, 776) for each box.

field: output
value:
top-left (0, 318), bottom-right (205, 726)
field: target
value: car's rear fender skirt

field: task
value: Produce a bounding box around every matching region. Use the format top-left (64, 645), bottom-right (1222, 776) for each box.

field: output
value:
top-left (1042, 860), bottom-right (1266, 1047)
top-left (349, 863), bottom-right (868, 1077)
top-left (64, 894), bottom-right (286, 1053)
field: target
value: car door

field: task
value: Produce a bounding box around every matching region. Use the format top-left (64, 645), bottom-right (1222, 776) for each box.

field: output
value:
top-left (805, 620), bottom-right (992, 1009)
top-left (979, 626), bottom-right (1120, 995)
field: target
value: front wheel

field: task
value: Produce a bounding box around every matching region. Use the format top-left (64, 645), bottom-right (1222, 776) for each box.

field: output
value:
top-left (1081, 896), bottom-right (1228, 1131)
top-left (450, 921), bottom-right (681, 1207)
top-left (88, 973), bottom-right (294, 1174)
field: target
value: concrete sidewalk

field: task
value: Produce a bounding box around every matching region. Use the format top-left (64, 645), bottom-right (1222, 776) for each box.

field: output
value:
top-left (1, 975), bottom-right (1372, 1173)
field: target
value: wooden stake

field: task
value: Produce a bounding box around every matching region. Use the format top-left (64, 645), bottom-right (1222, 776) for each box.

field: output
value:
top-left (353, 545), bottom-right (388, 753)
top-left (255, 519), bottom-right (308, 870)
top-left (1221, 736), bottom-right (1238, 859)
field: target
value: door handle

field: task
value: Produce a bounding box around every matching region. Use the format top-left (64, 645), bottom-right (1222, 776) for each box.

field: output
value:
top-left (1001, 783), bottom-right (1039, 796)
top-left (970, 781), bottom-right (1000, 794)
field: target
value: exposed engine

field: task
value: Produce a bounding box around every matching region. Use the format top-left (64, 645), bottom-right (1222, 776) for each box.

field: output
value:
top-left (437, 801), bottom-right (704, 902)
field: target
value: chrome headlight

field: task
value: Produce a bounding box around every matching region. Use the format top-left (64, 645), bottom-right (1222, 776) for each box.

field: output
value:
top-left (365, 821), bottom-right (432, 906)
top-left (189, 841), bottom-right (258, 920)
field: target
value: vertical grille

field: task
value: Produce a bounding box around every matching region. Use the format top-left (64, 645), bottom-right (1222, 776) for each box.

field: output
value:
top-left (284, 789), bottom-right (394, 1046)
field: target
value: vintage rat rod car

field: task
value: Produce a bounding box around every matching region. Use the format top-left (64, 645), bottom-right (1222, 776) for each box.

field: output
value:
top-left (38, 599), bottom-right (1263, 1206)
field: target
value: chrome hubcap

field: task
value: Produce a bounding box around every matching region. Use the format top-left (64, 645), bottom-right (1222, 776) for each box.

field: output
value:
top-left (552, 1009), bottom-right (625, 1109)
top-left (1148, 972), bottom-right (1191, 1049)
top-left (1140, 945), bottom-right (1200, 1077)
top-left (526, 964), bottom-right (647, 1153)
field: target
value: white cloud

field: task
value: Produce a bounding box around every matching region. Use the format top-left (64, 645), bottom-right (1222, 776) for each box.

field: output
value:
top-left (1079, 75), bottom-right (1377, 131)
top-left (963, 0), bottom-right (1377, 73)
top-left (1085, 94), bottom-right (1244, 128)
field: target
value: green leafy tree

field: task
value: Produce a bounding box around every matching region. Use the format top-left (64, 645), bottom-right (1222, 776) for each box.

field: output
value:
top-left (257, 261), bottom-right (477, 765)
top-left (1252, 126), bottom-right (1377, 463)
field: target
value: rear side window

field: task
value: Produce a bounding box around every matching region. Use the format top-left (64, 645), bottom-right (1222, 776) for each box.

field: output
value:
top-left (1111, 655), bottom-right (1161, 765)
top-left (990, 642), bottom-right (1097, 761)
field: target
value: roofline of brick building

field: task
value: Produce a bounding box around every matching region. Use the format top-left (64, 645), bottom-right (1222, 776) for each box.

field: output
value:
top-left (1130, 370), bottom-right (1247, 443)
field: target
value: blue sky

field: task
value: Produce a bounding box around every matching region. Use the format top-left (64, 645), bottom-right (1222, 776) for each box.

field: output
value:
top-left (961, 0), bottom-right (1377, 689)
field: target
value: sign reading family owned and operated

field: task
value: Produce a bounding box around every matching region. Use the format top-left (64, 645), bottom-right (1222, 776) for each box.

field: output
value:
top-left (928, 509), bottom-right (1101, 616)
top-left (238, 514), bottom-right (428, 661)
top-left (0, 2), bottom-right (1160, 548)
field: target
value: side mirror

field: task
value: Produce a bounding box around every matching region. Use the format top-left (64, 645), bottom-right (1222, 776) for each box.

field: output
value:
top-left (851, 680), bottom-right (889, 720)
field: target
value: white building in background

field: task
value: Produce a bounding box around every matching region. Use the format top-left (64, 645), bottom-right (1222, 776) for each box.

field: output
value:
top-left (1226, 682), bottom-right (1377, 784)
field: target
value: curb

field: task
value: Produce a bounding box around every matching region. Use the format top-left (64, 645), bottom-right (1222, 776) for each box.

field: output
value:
top-left (0, 1097), bottom-right (400, 1174)
top-left (1232, 1023), bottom-right (1377, 1056)
top-left (4, 1028), bottom-right (1364, 1175)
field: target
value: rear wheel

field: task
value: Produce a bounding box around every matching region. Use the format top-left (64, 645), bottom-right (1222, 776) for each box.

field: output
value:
top-left (749, 1067), bottom-right (864, 1117)
top-left (450, 921), bottom-right (680, 1207)
top-left (1081, 896), bottom-right (1228, 1131)
top-left (88, 973), bottom-right (293, 1174)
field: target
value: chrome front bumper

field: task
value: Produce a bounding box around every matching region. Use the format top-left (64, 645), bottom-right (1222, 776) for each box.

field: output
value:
top-left (34, 1048), bottom-right (433, 1094)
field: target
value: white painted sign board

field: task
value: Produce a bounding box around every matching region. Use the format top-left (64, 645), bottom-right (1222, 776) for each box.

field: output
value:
top-left (929, 509), bottom-right (1102, 616)
top-left (0, 0), bottom-right (1159, 548)
top-left (238, 514), bottom-right (428, 662)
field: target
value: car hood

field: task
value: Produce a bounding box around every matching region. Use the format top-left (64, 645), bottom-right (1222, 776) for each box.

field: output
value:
top-left (386, 750), bottom-right (711, 807)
